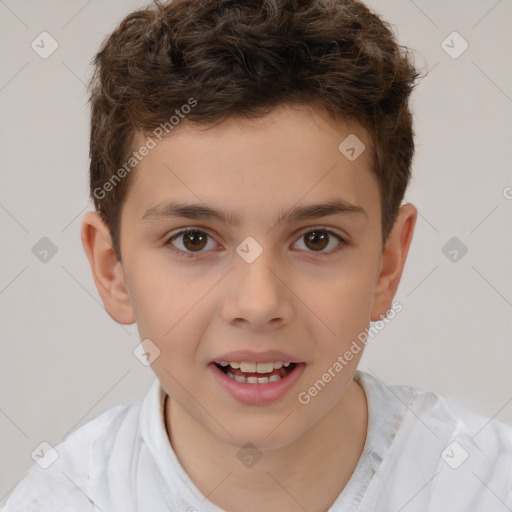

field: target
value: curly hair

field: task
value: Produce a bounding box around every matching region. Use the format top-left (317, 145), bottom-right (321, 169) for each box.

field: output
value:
top-left (87, 0), bottom-right (422, 261)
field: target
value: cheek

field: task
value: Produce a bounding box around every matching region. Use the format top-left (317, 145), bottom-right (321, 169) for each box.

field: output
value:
top-left (124, 253), bottom-right (208, 341)
top-left (303, 258), bottom-right (377, 342)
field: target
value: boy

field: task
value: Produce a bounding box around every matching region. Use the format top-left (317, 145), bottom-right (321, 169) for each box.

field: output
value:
top-left (3, 0), bottom-right (512, 510)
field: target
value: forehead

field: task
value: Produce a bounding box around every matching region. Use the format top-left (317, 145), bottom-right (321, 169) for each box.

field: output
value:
top-left (123, 104), bottom-right (379, 225)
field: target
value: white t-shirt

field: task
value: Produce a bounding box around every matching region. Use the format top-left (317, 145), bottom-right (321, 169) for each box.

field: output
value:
top-left (2, 369), bottom-right (512, 511)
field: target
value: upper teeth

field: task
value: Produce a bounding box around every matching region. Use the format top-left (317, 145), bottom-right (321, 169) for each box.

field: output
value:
top-left (218, 361), bottom-right (291, 373)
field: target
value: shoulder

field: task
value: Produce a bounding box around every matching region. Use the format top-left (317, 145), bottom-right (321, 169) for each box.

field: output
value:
top-left (387, 376), bottom-right (512, 460)
top-left (359, 371), bottom-right (512, 450)
top-left (396, 380), bottom-right (512, 457)
top-left (425, 395), bottom-right (512, 508)
top-left (1, 398), bottom-right (143, 512)
top-left (363, 373), bottom-right (512, 509)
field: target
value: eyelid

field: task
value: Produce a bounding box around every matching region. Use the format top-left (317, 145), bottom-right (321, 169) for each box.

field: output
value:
top-left (292, 226), bottom-right (347, 253)
top-left (164, 227), bottom-right (222, 258)
top-left (295, 225), bottom-right (346, 240)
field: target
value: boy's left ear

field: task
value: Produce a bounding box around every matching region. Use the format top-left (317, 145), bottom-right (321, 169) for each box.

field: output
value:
top-left (370, 203), bottom-right (417, 322)
top-left (81, 211), bottom-right (135, 325)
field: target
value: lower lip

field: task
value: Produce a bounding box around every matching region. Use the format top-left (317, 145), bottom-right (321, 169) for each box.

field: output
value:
top-left (208, 362), bottom-right (306, 405)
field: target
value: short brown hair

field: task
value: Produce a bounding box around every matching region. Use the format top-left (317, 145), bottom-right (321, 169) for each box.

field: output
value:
top-left (87, 0), bottom-right (422, 261)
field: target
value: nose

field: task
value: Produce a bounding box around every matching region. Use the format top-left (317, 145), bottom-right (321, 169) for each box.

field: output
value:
top-left (220, 247), bottom-right (293, 330)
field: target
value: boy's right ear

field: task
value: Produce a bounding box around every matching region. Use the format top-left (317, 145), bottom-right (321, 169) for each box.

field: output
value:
top-left (81, 211), bottom-right (135, 325)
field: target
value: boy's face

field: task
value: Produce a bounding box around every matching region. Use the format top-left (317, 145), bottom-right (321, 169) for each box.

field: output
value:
top-left (83, 104), bottom-right (416, 450)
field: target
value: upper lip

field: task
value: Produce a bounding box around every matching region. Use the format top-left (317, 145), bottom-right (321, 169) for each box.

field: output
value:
top-left (210, 350), bottom-right (303, 364)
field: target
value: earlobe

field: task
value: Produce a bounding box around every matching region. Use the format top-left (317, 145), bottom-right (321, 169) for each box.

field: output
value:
top-left (81, 211), bottom-right (135, 325)
top-left (370, 203), bottom-right (417, 322)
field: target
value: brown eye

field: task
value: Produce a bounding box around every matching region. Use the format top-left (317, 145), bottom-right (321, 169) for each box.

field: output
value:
top-left (166, 229), bottom-right (216, 257)
top-left (293, 229), bottom-right (345, 254)
top-left (181, 230), bottom-right (208, 251)
top-left (304, 230), bottom-right (329, 251)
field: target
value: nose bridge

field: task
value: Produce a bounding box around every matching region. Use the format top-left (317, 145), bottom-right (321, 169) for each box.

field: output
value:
top-left (236, 238), bottom-right (281, 299)
top-left (222, 237), bottom-right (292, 327)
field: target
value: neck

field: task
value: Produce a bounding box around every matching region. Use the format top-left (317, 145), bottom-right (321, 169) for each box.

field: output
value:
top-left (165, 378), bottom-right (368, 512)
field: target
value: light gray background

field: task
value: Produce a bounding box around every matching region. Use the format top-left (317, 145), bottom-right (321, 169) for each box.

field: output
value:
top-left (1, 0), bottom-right (511, 502)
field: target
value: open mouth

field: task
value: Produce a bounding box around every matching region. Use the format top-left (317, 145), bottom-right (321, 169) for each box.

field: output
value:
top-left (213, 362), bottom-right (298, 384)
top-left (208, 360), bottom-right (306, 405)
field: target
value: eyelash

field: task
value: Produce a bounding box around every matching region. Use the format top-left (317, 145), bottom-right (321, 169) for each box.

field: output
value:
top-left (164, 227), bottom-right (347, 259)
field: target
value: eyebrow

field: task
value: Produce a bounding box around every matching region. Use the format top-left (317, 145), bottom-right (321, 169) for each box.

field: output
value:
top-left (141, 198), bottom-right (367, 226)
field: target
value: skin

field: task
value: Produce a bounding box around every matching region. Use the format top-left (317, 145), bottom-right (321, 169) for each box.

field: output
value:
top-left (82, 103), bottom-right (417, 512)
